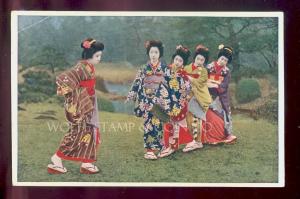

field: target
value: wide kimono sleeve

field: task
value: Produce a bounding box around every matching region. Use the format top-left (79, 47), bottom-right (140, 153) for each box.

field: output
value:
top-left (126, 67), bottom-right (145, 102)
top-left (56, 62), bottom-right (95, 123)
top-left (56, 62), bottom-right (94, 95)
top-left (217, 71), bottom-right (231, 95)
top-left (189, 68), bottom-right (212, 112)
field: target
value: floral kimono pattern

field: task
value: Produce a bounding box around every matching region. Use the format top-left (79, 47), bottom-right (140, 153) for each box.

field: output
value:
top-left (155, 65), bottom-right (193, 149)
top-left (206, 61), bottom-right (233, 136)
top-left (55, 61), bottom-right (100, 163)
top-left (127, 62), bottom-right (168, 151)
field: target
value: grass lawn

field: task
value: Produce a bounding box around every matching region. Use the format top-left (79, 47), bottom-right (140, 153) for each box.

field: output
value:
top-left (17, 102), bottom-right (278, 183)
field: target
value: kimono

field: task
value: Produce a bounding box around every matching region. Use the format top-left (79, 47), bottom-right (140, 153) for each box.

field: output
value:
top-left (55, 61), bottom-right (100, 163)
top-left (202, 61), bottom-right (233, 144)
top-left (183, 63), bottom-right (212, 143)
top-left (127, 62), bottom-right (167, 151)
top-left (155, 64), bottom-right (194, 150)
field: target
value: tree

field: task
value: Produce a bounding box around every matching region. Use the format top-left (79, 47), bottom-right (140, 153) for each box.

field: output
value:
top-left (30, 45), bottom-right (70, 74)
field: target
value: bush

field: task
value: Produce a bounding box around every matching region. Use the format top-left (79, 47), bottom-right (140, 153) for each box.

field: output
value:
top-left (19, 71), bottom-right (56, 103)
top-left (97, 97), bottom-right (115, 112)
top-left (18, 91), bottom-right (49, 103)
top-left (231, 66), bottom-right (265, 83)
top-left (236, 78), bottom-right (261, 103)
top-left (257, 95), bottom-right (278, 123)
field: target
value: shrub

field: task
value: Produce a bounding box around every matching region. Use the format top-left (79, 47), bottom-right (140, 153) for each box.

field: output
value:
top-left (231, 66), bottom-right (265, 83)
top-left (18, 91), bottom-right (49, 103)
top-left (236, 78), bottom-right (261, 103)
top-left (97, 97), bottom-right (115, 112)
top-left (19, 71), bottom-right (56, 103)
top-left (257, 96), bottom-right (278, 123)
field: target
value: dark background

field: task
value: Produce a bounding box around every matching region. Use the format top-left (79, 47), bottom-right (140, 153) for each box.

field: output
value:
top-left (1, 0), bottom-right (299, 198)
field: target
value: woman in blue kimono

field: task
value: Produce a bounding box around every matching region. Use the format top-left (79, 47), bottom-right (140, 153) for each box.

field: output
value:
top-left (155, 45), bottom-right (195, 158)
top-left (126, 40), bottom-right (168, 160)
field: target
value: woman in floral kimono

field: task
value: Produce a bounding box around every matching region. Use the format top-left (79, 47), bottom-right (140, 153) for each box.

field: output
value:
top-left (183, 44), bottom-right (212, 152)
top-left (47, 38), bottom-right (103, 174)
top-left (204, 44), bottom-right (237, 144)
top-left (126, 40), bottom-right (168, 160)
top-left (155, 45), bottom-right (195, 158)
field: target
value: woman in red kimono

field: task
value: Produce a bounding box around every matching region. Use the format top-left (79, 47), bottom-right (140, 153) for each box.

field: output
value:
top-left (47, 38), bottom-right (103, 174)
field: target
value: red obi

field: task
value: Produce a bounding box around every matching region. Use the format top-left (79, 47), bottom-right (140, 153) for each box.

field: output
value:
top-left (79, 79), bottom-right (96, 96)
top-left (171, 102), bottom-right (188, 122)
top-left (208, 74), bottom-right (224, 83)
top-left (177, 69), bottom-right (200, 80)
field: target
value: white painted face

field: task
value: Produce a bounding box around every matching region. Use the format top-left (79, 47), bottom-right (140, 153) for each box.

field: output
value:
top-left (173, 55), bottom-right (184, 68)
top-left (217, 56), bottom-right (228, 66)
top-left (149, 47), bottom-right (160, 64)
top-left (194, 54), bottom-right (206, 67)
top-left (88, 51), bottom-right (102, 65)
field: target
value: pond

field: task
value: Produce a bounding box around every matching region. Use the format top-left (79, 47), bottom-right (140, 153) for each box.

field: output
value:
top-left (104, 81), bottom-right (135, 115)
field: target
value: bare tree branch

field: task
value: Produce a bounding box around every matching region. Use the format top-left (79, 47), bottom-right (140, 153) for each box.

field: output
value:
top-left (234, 20), bottom-right (251, 36)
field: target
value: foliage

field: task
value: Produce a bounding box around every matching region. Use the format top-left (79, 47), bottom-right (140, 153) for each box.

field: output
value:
top-left (18, 16), bottom-right (278, 76)
top-left (29, 45), bottom-right (70, 73)
top-left (236, 78), bottom-right (261, 103)
top-left (257, 94), bottom-right (278, 123)
top-left (18, 91), bottom-right (49, 103)
top-left (18, 71), bottom-right (56, 103)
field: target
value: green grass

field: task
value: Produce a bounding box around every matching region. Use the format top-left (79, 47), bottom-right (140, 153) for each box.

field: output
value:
top-left (18, 102), bottom-right (278, 183)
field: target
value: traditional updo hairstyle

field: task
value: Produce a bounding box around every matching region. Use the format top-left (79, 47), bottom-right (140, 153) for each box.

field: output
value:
top-left (81, 38), bottom-right (104, 59)
top-left (217, 44), bottom-right (233, 63)
top-left (171, 45), bottom-right (191, 66)
top-left (144, 40), bottom-right (164, 58)
top-left (193, 44), bottom-right (209, 65)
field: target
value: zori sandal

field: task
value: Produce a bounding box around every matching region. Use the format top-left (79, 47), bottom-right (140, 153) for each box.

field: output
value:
top-left (80, 164), bottom-right (100, 174)
top-left (157, 147), bottom-right (175, 158)
top-left (144, 151), bottom-right (158, 160)
top-left (47, 164), bottom-right (67, 174)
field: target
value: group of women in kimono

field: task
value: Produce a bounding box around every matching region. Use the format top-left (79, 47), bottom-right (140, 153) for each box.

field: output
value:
top-left (47, 38), bottom-right (237, 175)
top-left (126, 40), bottom-right (237, 160)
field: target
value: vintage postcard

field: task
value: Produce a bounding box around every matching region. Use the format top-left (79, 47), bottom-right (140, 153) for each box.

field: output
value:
top-left (11, 11), bottom-right (284, 187)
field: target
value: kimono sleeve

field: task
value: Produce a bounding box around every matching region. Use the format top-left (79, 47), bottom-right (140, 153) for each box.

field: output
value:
top-left (126, 68), bottom-right (144, 102)
top-left (217, 71), bottom-right (231, 94)
top-left (56, 62), bottom-right (93, 96)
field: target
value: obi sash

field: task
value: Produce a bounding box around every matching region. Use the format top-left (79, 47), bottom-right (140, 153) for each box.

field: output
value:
top-left (144, 74), bottom-right (165, 93)
top-left (79, 79), bottom-right (96, 96)
top-left (208, 74), bottom-right (224, 84)
top-left (177, 69), bottom-right (200, 80)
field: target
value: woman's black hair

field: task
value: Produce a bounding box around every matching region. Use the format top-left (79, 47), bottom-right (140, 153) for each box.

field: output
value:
top-left (217, 45), bottom-right (233, 63)
top-left (81, 38), bottom-right (104, 59)
top-left (193, 44), bottom-right (209, 65)
top-left (171, 45), bottom-right (191, 66)
top-left (145, 40), bottom-right (164, 58)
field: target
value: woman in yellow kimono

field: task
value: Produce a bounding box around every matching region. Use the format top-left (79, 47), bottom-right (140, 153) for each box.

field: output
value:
top-left (183, 45), bottom-right (212, 152)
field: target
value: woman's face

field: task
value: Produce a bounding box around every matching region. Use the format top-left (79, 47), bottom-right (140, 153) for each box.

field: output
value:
top-left (149, 47), bottom-right (160, 64)
top-left (194, 54), bottom-right (205, 67)
top-left (173, 55), bottom-right (184, 68)
top-left (88, 51), bottom-right (102, 65)
top-left (217, 56), bottom-right (228, 67)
